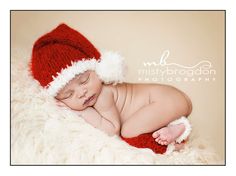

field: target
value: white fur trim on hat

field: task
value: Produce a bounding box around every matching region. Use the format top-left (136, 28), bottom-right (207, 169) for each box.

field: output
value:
top-left (96, 51), bottom-right (126, 84)
top-left (46, 51), bottom-right (126, 96)
top-left (47, 59), bottom-right (97, 96)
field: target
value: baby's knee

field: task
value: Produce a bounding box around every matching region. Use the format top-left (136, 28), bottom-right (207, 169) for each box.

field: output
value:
top-left (121, 125), bottom-right (130, 138)
top-left (183, 94), bottom-right (192, 116)
top-left (121, 124), bottom-right (137, 138)
top-left (175, 90), bottom-right (192, 117)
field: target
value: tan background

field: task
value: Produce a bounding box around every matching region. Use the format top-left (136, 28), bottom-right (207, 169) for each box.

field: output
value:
top-left (11, 11), bottom-right (225, 160)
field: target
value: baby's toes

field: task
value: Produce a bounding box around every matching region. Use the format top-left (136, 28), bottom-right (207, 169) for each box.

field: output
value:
top-left (159, 140), bottom-right (168, 146)
top-left (155, 137), bottom-right (160, 143)
top-left (158, 140), bottom-right (165, 145)
top-left (152, 131), bottom-right (160, 138)
top-left (161, 141), bottom-right (166, 145)
top-left (155, 135), bottom-right (161, 142)
top-left (155, 138), bottom-right (162, 144)
top-left (163, 141), bottom-right (168, 145)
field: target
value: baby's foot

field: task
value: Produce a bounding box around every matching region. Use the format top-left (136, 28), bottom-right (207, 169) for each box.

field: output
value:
top-left (152, 123), bottom-right (185, 145)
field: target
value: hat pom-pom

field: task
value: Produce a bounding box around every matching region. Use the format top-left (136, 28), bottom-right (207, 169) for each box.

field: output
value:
top-left (96, 51), bottom-right (127, 84)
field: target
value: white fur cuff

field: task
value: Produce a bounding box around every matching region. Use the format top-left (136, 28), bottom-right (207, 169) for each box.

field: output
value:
top-left (165, 143), bottom-right (176, 155)
top-left (165, 116), bottom-right (192, 154)
top-left (168, 116), bottom-right (192, 144)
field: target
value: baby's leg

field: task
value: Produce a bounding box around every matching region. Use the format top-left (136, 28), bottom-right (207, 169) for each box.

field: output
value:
top-left (121, 101), bottom-right (189, 138)
top-left (151, 91), bottom-right (192, 145)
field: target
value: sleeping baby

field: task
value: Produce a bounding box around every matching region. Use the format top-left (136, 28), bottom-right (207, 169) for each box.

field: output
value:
top-left (30, 23), bottom-right (192, 154)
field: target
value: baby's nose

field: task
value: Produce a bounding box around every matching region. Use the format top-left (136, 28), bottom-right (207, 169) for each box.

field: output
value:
top-left (77, 88), bottom-right (88, 98)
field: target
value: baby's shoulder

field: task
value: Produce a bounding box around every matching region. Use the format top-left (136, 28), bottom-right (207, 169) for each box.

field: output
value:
top-left (101, 84), bottom-right (115, 94)
top-left (94, 84), bottom-right (117, 110)
top-left (96, 84), bottom-right (117, 102)
top-left (99, 83), bottom-right (126, 102)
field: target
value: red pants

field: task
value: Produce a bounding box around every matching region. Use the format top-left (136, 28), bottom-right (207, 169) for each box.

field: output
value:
top-left (121, 132), bottom-right (167, 154)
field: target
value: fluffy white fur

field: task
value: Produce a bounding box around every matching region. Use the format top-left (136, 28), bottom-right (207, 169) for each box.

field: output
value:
top-left (96, 51), bottom-right (126, 84)
top-left (11, 47), bottom-right (223, 165)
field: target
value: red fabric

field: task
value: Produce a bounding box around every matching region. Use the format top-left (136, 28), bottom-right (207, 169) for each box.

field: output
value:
top-left (121, 133), bottom-right (167, 154)
top-left (30, 23), bottom-right (101, 87)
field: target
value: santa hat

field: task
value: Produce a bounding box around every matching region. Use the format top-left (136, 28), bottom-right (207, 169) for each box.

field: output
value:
top-left (30, 23), bottom-right (126, 96)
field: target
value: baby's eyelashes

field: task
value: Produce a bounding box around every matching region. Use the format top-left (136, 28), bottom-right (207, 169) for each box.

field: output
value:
top-left (78, 74), bottom-right (90, 84)
top-left (57, 91), bottom-right (73, 100)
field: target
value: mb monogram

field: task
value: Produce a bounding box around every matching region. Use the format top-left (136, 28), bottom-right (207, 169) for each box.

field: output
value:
top-left (138, 50), bottom-right (216, 82)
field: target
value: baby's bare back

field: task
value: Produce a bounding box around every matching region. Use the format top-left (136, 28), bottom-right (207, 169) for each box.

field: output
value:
top-left (107, 83), bottom-right (191, 124)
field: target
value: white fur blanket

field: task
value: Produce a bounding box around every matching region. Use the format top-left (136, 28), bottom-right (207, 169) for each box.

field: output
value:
top-left (11, 48), bottom-right (223, 165)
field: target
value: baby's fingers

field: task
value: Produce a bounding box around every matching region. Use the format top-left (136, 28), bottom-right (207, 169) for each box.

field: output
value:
top-left (55, 100), bottom-right (67, 107)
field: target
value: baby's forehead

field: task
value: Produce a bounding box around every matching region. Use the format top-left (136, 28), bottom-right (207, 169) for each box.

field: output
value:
top-left (72, 70), bottom-right (90, 80)
top-left (55, 77), bottom-right (78, 99)
top-left (55, 70), bottom-right (95, 99)
top-left (58, 70), bottom-right (91, 89)
top-left (77, 70), bottom-right (91, 76)
top-left (61, 71), bottom-right (90, 88)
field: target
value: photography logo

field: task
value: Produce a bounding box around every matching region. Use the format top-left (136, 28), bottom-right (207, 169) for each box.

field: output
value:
top-left (138, 50), bottom-right (216, 82)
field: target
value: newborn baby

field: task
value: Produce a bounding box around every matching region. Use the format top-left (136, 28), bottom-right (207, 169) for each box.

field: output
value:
top-left (55, 70), bottom-right (192, 146)
top-left (30, 23), bottom-right (192, 154)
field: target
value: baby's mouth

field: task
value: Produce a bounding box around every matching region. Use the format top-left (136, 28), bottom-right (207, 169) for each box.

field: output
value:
top-left (83, 94), bottom-right (96, 105)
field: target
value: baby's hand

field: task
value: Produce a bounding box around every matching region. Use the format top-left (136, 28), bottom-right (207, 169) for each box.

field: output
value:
top-left (55, 100), bottom-right (68, 108)
top-left (55, 100), bottom-right (84, 116)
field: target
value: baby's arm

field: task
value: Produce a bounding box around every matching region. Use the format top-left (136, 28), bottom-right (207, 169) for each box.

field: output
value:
top-left (56, 86), bottom-right (121, 136)
top-left (75, 107), bottom-right (120, 136)
top-left (93, 86), bottom-right (121, 136)
top-left (56, 100), bottom-right (119, 136)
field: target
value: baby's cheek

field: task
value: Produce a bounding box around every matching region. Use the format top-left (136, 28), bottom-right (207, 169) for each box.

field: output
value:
top-left (73, 103), bottom-right (86, 111)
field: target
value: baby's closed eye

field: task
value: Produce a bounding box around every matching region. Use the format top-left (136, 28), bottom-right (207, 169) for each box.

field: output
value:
top-left (78, 72), bottom-right (90, 84)
top-left (80, 75), bottom-right (90, 84)
top-left (57, 91), bottom-right (73, 100)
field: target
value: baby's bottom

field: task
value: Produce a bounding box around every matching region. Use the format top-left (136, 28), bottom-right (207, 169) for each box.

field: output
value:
top-left (121, 100), bottom-right (190, 138)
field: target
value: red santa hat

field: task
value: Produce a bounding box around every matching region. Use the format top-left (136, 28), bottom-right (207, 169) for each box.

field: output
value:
top-left (30, 23), bottom-right (126, 96)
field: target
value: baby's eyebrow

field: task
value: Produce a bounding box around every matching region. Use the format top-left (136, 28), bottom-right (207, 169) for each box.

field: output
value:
top-left (76, 72), bottom-right (89, 81)
top-left (56, 71), bottom-right (89, 99)
top-left (78, 71), bottom-right (89, 78)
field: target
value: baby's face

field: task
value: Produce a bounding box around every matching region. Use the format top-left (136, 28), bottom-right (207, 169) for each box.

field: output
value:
top-left (55, 70), bottom-right (102, 111)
